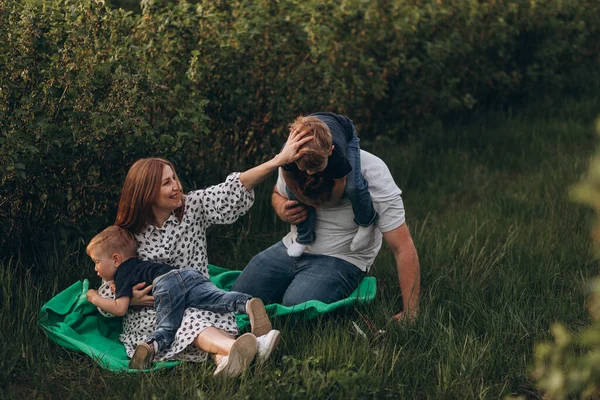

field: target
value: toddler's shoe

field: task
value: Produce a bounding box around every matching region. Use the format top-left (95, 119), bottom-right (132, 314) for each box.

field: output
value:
top-left (129, 341), bottom-right (155, 370)
top-left (256, 330), bottom-right (281, 364)
top-left (350, 225), bottom-right (375, 252)
top-left (246, 298), bottom-right (272, 337)
top-left (287, 242), bottom-right (307, 257)
top-left (213, 333), bottom-right (258, 378)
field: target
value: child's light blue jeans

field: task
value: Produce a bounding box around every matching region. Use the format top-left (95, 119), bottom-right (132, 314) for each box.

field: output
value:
top-left (148, 268), bottom-right (251, 352)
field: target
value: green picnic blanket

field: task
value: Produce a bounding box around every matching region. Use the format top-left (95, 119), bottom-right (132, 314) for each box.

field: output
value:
top-left (39, 265), bottom-right (376, 372)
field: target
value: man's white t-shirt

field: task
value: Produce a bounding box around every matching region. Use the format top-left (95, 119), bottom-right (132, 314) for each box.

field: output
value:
top-left (276, 150), bottom-right (405, 272)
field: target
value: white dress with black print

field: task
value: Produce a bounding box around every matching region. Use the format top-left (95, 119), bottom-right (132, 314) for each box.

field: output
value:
top-left (97, 173), bottom-right (254, 362)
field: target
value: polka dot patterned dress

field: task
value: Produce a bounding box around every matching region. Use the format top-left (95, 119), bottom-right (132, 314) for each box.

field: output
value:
top-left (97, 173), bottom-right (254, 362)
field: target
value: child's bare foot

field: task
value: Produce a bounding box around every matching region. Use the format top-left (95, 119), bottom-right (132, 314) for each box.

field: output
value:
top-left (213, 333), bottom-right (258, 378)
top-left (287, 242), bottom-right (307, 257)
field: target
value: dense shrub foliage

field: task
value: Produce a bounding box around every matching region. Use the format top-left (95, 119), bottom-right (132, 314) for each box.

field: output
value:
top-left (531, 119), bottom-right (600, 399)
top-left (1, 0), bottom-right (599, 255)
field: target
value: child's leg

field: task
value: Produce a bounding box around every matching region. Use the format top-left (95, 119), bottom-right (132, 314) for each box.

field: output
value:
top-left (345, 130), bottom-right (378, 227)
top-left (130, 271), bottom-right (187, 369)
top-left (184, 270), bottom-right (252, 315)
top-left (346, 130), bottom-right (379, 252)
top-left (285, 185), bottom-right (316, 256)
top-left (146, 271), bottom-right (189, 351)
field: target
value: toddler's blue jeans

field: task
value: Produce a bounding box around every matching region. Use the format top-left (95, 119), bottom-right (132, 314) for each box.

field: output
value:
top-left (148, 268), bottom-right (251, 352)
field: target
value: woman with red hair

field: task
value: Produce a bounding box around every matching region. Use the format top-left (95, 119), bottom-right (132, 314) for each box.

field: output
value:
top-left (95, 129), bottom-right (311, 377)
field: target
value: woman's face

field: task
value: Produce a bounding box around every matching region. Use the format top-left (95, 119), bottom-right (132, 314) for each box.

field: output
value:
top-left (153, 164), bottom-right (183, 213)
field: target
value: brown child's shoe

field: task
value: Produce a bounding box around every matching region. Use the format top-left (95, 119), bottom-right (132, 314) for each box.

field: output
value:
top-left (246, 298), bottom-right (272, 337)
top-left (129, 342), bottom-right (155, 370)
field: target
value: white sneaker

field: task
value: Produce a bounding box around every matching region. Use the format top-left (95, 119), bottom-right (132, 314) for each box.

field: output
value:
top-left (287, 242), bottom-right (307, 257)
top-left (350, 225), bottom-right (375, 252)
top-left (256, 330), bottom-right (281, 363)
top-left (213, 333), bottom-right (258, 378)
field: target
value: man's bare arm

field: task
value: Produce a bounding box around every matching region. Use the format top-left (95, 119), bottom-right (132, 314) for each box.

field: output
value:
top-left (382, 223), bottom-right (420, 322)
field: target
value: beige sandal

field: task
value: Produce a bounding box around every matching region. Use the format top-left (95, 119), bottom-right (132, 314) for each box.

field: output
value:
top-left (213, 333), bottom-right (258, 378)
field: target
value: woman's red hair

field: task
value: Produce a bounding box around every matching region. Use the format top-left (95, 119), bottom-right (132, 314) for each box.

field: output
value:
top-left (115, 158), bottom-right (184, 234)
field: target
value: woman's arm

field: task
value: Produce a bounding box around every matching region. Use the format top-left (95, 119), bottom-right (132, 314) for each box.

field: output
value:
top-left (239, 129), bottom-right (312, 190)
top-left (129, 282), bottom-right (155, 307)
top-left (86, 289), bottom-right (130, 317)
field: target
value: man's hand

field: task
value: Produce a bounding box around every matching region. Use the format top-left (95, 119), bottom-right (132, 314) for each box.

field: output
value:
top-left (392, 309), bottom-right (417, 324)
top-left (129, 282), bottom-right (154, 307)
top-left (278, 200), bottom-right (309, 225)
top-left (86, 289), bottom-right (99, 304)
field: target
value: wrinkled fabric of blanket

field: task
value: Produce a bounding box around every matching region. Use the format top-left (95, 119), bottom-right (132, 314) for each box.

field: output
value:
top-left (39, 265), bottom-right (376, 372)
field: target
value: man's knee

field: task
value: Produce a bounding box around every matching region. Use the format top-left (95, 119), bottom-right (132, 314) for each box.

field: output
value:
top-left (230, 257), bottom-right (261, 293)
top-left (281, 292), bottom-right (305, 307)
top-left (281, 284), bottom-right (336, 307)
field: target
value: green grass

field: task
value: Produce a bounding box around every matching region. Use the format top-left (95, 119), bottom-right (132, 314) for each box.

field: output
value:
top-left (2, 77), bottom-right (600, 399)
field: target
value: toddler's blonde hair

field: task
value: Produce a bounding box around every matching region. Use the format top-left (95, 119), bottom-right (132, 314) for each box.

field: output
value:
top-left (86, 225), bottom-right (137, 259)
top-left (290, 115), bottom-right (332, 171)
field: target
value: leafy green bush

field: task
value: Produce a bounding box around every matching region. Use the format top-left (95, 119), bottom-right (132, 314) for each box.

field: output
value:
top-left (1, 0), bottom-right (599, 256)
top-left (0, 0), bottom-right (209, 254)
top-left (531, 119), bottom-right (600, 399)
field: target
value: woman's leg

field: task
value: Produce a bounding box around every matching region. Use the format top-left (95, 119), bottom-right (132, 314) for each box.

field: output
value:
top-left (194, 328), bottom-right (258, 378)
top-left (193, 327), bottom-right (236, 356)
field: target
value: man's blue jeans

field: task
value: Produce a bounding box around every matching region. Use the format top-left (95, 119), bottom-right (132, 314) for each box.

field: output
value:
top-left (148, 269), bottom-right (251, 352)
top-left (287, 131), bottom-right (379, 245)
top-left (231, 242), bottom-right (365, 306)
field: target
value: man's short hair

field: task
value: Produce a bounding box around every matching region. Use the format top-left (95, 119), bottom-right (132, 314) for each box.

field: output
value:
top-left (291, 170), bottom-right (335, 204)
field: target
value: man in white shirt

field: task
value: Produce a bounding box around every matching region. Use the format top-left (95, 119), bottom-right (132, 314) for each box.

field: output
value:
top-left (232, 151), bottom-right (420, 321)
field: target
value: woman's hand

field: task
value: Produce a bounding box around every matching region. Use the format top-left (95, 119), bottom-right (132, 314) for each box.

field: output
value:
top-left (275, 128), bottom-right (313, 166)
top-left (240, 129), bottom-right (314, 190)
top-left (129, 282), bottom-right (154, 307)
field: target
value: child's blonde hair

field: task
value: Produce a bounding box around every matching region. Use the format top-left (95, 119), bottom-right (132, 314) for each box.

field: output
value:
top-left (86, 226), bottom-right (138, 259)
top-left (290, 116), bottom-right (332, 171)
